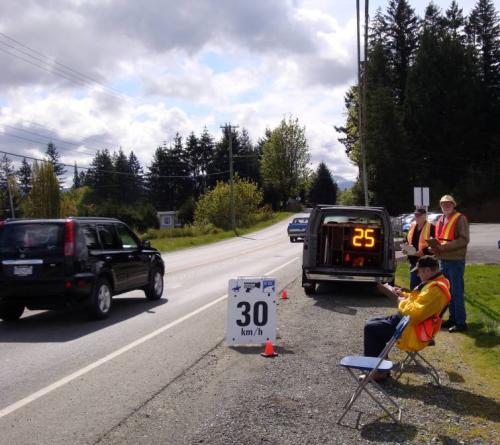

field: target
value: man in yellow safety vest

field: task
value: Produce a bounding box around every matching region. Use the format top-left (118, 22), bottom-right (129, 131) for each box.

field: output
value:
top-left (430, 195), bottom-right (470, 333)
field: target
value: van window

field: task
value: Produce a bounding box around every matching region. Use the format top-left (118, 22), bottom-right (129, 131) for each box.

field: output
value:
top-left (0, 223), bottom-right (64, 255)
top-left (97, 224), bottom-right (121, 249)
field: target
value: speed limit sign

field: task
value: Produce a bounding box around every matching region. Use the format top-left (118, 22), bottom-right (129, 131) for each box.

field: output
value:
top-left (226, 277), bottom-right (277, 346)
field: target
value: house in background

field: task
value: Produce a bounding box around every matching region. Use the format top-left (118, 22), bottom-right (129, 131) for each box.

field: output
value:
top-left (157, 211), bottom-right (179, 229)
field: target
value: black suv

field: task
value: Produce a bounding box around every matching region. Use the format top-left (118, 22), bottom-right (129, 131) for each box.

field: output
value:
top-left (0, 217), bottom-right (165, 321)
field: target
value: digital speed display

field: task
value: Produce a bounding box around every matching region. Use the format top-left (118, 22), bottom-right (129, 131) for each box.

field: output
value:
top-left (344, 227), bottom-right (381, 252)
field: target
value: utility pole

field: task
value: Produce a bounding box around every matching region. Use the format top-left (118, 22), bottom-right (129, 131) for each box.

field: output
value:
top-left (356, 0), bottom-right (369, 206)
top-left (220, 123), bottom-right (239, 232)
top-left (6, 176), bottom-right (15, 218)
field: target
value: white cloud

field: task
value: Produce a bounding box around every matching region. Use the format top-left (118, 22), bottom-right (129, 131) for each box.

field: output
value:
top-left (0, 0), bottom-right (369, 183)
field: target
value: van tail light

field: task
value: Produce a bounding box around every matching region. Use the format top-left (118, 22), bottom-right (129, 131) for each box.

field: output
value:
top-left (64, 220), bottom-right (75, 256)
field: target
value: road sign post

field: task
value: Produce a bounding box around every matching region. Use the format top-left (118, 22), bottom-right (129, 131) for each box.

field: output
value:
top-left (414, 187), bottom-right (430, 209)
top-left (226, 277), bottom-right (277, 346)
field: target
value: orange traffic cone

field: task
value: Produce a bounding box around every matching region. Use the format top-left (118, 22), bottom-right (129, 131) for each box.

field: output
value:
top-left (260, 340), bottom-right (278, 357)
top-left (281, 290), bottom-right (288, 300)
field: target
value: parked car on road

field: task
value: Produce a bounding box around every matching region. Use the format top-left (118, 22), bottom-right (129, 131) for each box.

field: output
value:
top-left (0, 217), bottom-right (165, 321)
top-left (287, 217), bottom-right (309, 242)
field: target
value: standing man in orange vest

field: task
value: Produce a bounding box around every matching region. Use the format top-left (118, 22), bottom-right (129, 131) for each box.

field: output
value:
top-left (405, 208), bottom-right (435, 289)
top-left (431, 195), bottom-right (470, 333)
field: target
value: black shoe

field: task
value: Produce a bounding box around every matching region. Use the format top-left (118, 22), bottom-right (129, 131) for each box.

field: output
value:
top-left (441, 319), bottom-right (455, 329)
top-left (449, 323), bottom-right (468, 333)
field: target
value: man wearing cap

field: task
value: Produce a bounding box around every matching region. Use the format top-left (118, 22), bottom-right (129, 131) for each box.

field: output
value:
top-left (430, 195), bottom-right (470, 333)
top-left (404, 208), bottom-right (435, 289)
top-left (363, 256), bottom-right (451, 381)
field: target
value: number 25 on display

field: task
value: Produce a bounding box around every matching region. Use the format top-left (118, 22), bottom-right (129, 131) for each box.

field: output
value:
top-left (352, 228), bottom-right (375, 248)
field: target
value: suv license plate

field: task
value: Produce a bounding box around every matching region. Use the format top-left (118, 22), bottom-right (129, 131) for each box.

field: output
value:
top-left (14, 265), bottom-right (33, 276)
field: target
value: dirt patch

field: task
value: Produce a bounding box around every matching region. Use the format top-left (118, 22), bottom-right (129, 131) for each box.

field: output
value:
top-left (97, 280), bottom-right (499, 445)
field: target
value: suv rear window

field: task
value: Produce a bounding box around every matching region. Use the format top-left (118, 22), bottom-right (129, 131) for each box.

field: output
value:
top-left (0, 223), bottom-right (64, 256)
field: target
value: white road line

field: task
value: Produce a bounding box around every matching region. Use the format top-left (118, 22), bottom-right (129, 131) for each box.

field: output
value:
top-left (0, 256), bottom-right (300, 419)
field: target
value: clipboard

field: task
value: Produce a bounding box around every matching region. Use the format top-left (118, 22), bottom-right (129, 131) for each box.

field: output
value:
top-left (376, 283), bottom-right (401, 301)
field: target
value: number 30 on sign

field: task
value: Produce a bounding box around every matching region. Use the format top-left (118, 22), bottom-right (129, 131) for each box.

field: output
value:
top-left (226, 277), bottom-right (277, 346)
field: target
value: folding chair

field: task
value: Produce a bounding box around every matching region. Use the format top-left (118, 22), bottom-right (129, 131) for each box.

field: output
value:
top-left (393, 305), bottom-right (449, 386)
top-left (337, 315), bottom-right (411, 425)
top-left (393, 347), bottom-right (441, 385)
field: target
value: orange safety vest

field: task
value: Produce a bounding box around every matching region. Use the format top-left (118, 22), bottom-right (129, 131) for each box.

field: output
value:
top-left (407, 221), bottom-right (432, 252)
top-left (414, 276), bottom-right (451, 342)
top-left (435, 211), bottom-right (462, 243)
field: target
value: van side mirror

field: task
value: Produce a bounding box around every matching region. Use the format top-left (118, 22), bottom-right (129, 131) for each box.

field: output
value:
top-left (142, 240), bottom-right (151, 249)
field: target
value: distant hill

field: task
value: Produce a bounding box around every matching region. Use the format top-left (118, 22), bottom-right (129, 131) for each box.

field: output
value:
top-left (334, 176), bottom-right (355, 191)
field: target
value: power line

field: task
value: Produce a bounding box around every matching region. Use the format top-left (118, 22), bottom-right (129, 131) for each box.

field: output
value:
top-left (0, 32), bottom-right (146, 106)
top-left (0, 31), bottom-right (128, 97)
top-left (0, 148), bottom-right (230, 180)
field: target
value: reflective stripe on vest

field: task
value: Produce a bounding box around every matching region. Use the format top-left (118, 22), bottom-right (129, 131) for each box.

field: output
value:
top-left (436, 212), bottom-right (462, 243)
top-left (426, 276), bottom-right (452, 303)
top-left (407, 221), bottom-right (431, 252)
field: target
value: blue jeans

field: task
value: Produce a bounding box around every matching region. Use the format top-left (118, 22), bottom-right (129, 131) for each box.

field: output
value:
top-left (410, 269), bottom-right (421, 290)
top-left (441, 259), bottom-right (466, 325)
top-left (364, 314), bottom-right (402, 357)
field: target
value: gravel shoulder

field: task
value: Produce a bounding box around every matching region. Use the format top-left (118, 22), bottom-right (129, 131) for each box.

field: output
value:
top-left (96, 279), bottom-right (500, 445)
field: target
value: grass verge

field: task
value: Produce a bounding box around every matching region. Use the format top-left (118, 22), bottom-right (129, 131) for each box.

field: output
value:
top-left (150, 212), bottom-right (294, 252)
top-left (396, 261), bottom-right (500, 388)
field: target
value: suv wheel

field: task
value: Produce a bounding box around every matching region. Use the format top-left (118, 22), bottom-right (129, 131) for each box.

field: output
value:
top-left (145, 267), bottom-right (164, 300)
top-left (90, 278), bottom-right (112, 319)
top-left (0, 303), bottom-right (25, 322)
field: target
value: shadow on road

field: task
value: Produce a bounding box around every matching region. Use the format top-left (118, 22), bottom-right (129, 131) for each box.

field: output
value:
top-left (0, 295), bottom-right (167, 343)
top-left (308, 282), bottom-right (393, 316)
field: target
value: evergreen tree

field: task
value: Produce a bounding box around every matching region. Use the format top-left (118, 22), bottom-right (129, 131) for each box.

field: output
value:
top-left (235, 128), bottom-right (260, 184)
top-left (466, 0), bottom-right (500, 198)
top-left (147, 137), bottom-right (191, 211)
top-left (184, 132), bottom-right (203, 197)
top-left (112, 148), bottom-right (132, 203)
top-left (45, 142), bottom-right (65, 185)
top-left (384, 0), bottom-right (420, 104)
top-left (16, 158), bottom-right (32, 195)
top-left (128, 151), bottom-right (145, 202)
top-left (85, 149), bottom-right (115, 200)
top-left (72, 162), bottom-right (81, 189)
top-left (198, 127), bottom-right (215, 195)
top-left (308, 162), bottom-right (338, 206)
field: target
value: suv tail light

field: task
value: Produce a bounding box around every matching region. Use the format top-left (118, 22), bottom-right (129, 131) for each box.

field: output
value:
top-left (64, 219), bottom-right (75, 256)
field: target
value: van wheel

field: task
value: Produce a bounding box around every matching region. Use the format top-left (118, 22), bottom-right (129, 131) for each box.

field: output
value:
top-left (0, 303), bottom-right (25, 321)
top-left (290, 237), bottom-right (296, 243)
top-left (89, 278), bottom-right (112, 319)
top-left (145, 267), bottom-right (164, 300)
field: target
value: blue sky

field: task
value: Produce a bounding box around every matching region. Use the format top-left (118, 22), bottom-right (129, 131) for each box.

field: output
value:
top-left (0, 0), bottom-right (493, 183)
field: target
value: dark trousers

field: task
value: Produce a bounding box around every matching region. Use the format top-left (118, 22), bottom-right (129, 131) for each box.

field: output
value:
top-left (364, 314), bottom-right (402, 357)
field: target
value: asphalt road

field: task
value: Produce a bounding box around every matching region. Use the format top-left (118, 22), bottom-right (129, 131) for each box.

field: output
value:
top-left (0, 218), bottom-right (302, 445)
top-left (0, 220), bottom-right (497, 444)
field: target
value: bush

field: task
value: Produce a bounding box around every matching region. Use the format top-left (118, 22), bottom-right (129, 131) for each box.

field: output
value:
top-left (142, 224), bottom-right (222, 240)
top-left (194, 177), bottom-right (263, 230)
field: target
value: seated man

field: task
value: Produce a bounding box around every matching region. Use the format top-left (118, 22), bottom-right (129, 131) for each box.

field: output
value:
top-left (363, 256), bottom-right (451, 381)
